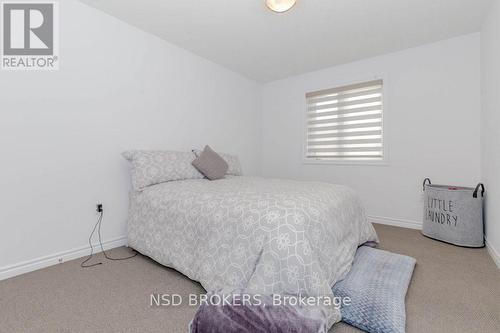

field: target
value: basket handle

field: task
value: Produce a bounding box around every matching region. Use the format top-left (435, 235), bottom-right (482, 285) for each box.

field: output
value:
top-left (423, 178), bottom-right (431, 191)
top-left (473, 183), bottom-right (485, 198)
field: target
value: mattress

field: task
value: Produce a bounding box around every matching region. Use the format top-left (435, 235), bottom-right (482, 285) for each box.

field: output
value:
top-left (127, 176), bottom-right (378, 326)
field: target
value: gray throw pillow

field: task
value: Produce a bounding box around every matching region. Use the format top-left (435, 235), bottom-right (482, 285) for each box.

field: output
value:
top-left (192, 149), bottom-right (243, 176)
top-left (192, 146), bottom-right (229, 180)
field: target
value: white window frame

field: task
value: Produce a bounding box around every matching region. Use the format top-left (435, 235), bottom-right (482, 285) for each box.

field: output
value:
top-left (302, 75), bottom-right (389, 166)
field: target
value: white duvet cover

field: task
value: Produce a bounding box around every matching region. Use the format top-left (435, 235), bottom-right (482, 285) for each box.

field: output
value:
top-left (127, 176), bottom-right (378, 325)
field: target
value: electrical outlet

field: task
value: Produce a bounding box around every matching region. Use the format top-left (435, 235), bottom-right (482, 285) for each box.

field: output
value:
top-left (96, 203), bottom-right (103, 213)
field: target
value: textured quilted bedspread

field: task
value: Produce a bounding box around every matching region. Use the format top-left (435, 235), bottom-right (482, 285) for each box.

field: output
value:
top-left (127, 176), bottom-right (378, 326)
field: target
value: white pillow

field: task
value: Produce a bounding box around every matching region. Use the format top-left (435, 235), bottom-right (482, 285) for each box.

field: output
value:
top-left (122, 150), bottom-right (203, 191)
top-left (192, 149), bottom-right (242, 176)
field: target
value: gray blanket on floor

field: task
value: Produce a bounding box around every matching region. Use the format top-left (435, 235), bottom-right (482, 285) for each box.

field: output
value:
top-left (189, 292), bottom-right (328, 333)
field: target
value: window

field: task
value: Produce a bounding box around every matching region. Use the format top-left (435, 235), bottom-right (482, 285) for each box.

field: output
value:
top-left (305, 79), bottom-right (384, 163)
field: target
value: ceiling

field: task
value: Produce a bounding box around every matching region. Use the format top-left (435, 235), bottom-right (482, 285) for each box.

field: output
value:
top-left (79, 0), bottom-right (492, 82)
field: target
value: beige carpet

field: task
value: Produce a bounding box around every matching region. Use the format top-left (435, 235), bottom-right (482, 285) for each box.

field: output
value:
top-left (0, 224), bottom-right (499, 333)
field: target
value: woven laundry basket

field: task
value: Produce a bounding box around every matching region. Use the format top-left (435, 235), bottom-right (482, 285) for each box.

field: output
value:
top-left (422, 178), bottom-right (485, 247)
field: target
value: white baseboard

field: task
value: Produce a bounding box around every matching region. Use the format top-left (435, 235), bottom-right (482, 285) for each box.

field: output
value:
top-left (0, 236), bottom-right (127, 281)
top-left (368, 215), bottom-right (422, 230)
top-left (368, 215), bottom-right (499, 270)
top-left (486, 239), bottom-right (500, 269)
top-left (2, 217), bottom-right (497, 281)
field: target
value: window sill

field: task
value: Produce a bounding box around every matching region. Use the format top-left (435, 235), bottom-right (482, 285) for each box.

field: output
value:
top-left (302, 158), bottom-right (389, 166)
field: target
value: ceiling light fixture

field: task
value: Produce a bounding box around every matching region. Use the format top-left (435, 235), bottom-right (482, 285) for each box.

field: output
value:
top-left (266, 0), bottom-right (297, 13)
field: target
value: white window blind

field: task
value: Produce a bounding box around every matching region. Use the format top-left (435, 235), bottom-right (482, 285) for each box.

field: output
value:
top-left (305, 79), bottom-right (384, 161)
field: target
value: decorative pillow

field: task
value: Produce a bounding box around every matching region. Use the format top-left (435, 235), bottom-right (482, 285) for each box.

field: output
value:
top-left (332, 246), bottom-right (416, 333)
top-left (122, 150), bottom-right (203, 191)
top-left (192, 149), bottom-right (242, 176)
top-left (191, 146), bottom-right (229, 180)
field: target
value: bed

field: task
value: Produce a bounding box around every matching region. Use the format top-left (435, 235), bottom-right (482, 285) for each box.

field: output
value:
top-left (126, 174), bottom-right (378, 326)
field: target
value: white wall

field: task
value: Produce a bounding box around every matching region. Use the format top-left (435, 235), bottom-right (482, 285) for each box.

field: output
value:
top-left (1, 1), bottom-right (494, 279)
top-left (481, 0), bottom-right (500, 267)
top-left (0, 0), bottom-right (261, 278)
top-left (262, 34), bottom-right (482, 228)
